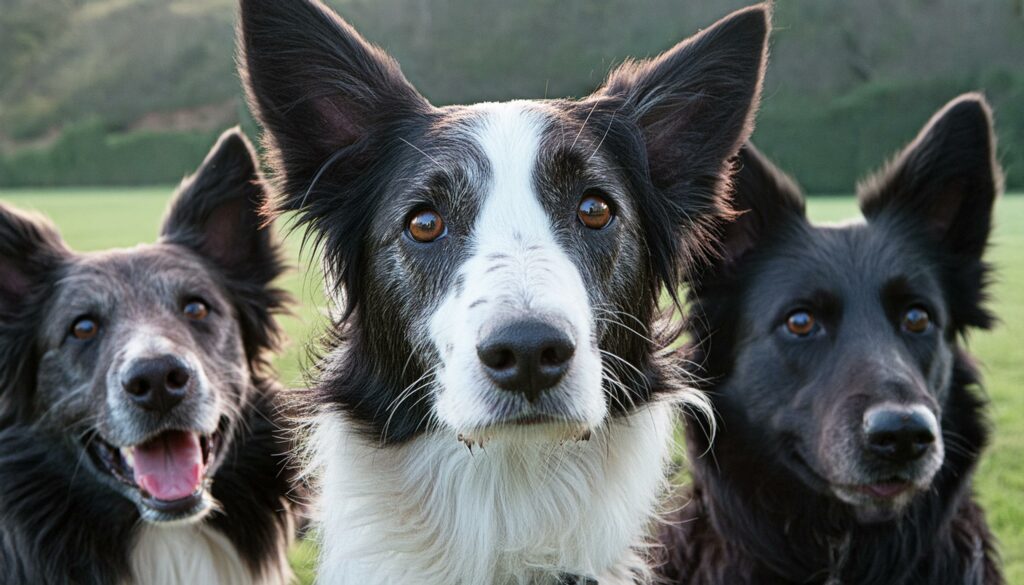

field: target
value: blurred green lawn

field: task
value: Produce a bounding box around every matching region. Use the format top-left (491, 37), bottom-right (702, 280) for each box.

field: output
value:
top-left (1, 188), bottom-right (1020, 584)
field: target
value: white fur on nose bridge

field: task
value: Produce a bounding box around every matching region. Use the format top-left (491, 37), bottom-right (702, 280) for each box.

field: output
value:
top-left (427, 102), bottom-right (606, 432)
top-left (119, 327), bottom-right (180, 362)
top-left (312, 101), bottom-right (681, 584)
top-left (470, 102), bottom-right (555, 248)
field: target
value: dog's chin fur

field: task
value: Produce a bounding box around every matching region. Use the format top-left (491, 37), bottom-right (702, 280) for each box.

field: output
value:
top-left (129, 523), bottom-right (282, 585)
top-left (309, 400), bottom-right (676, 585)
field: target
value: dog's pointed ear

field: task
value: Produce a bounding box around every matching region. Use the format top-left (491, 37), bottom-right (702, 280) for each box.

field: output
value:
top-left (238, 0), bottom-right (431, 212)
top-left (858, 93), bottom-right (1002, 259)
top-left (161, 128), bottom-right (281, 278)
top-left (161, 128), bottom-right (288, 362)
top-left (0, 205), bottom-right (68, 319)
top-left (716, 143), bottom-right (806, 267)
top-left (594, 4), bottom-right (770, 281)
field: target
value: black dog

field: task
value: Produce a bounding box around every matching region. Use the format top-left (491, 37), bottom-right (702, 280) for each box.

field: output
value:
top-left (657, 94), bottom-right (1004, 584)
top-left (0, 129), bottom-right (300, 585)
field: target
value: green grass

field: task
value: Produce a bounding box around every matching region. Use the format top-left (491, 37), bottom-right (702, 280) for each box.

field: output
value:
top-left (0, 188), bottom-right (1021, 583)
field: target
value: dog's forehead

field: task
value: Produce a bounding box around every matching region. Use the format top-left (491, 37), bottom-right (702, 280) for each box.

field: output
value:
top-left (53, 244), bottom-right (226, 309)
top-left (424, 99), bottom-right (617, 181)
top-left (743, 222), bottom-right (943, 313)
top-left (371, 99), bottom-right (623, 239)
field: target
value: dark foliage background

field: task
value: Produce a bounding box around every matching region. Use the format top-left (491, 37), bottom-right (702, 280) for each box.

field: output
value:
top-left (1, 0), bottom-right (1022, 192)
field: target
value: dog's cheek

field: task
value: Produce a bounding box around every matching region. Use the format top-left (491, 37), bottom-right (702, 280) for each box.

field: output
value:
top-left (924, 341), bottom-right (955, 406)
top-left (209, 325), bottom-right (250, 402)
top-left (34, 349), bottom-right (96, 425)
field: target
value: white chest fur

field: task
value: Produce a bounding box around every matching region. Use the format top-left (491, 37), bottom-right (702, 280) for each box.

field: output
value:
top-left (312, 401), bottom-right (677, 585)
top-left (128, 523), bottom-right (280, 585)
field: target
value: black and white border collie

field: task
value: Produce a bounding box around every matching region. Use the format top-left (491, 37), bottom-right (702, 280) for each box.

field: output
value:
top-left (239, 0), bottom-right (769, 582)
top-left (0, 129), bottom-right (301, 585)
top-left (658, 95), bottom-right (1005, 584)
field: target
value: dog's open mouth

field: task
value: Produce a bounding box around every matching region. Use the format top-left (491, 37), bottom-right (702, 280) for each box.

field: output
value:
top-left (87, 429), bottom-right (221, 516)
top-left (852, 480), bottom-right (913, 500)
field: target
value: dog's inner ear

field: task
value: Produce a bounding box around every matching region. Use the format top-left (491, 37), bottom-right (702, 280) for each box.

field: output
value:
top-left (858, 94), bottom-right (1002, 259)
top-left (239, 0), bottom-right (431, 194)
top-left (0, 259), bottom-right (33, 311)
top-left (161, 129), bottom-right (274, 271)
top-left (717, 144), bottom-right (806, 266)
top-left (0, 206), bottom-right (67, 316)
top-left (197, 198), bottom-right (255, 268)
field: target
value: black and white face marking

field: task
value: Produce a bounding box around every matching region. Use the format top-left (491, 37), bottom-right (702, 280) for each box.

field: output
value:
top-left (430, 103), bottom-right (610, 438)
top-left (240, 0), bottom-right (771, 446)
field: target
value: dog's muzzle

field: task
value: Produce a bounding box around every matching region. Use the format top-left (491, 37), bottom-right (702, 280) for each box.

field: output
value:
top-left (476, 318), bottom-right (576, 403)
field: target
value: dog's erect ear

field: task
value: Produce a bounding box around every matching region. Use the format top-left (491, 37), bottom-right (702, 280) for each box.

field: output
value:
top-left (595, 4), bottom-right (770, 283)
top-left (161, 127), bottom-right (288, 363)
top-left (161, 127), bottom-right (278, 271)
top-left (0, 205), bottom-right (68, 319)
top-left (859, 93), bottom-right (1002, 259)
top-left (238, 0), bottom-right (431, 212)
top-left (717, 143), bottom-right (806, 266)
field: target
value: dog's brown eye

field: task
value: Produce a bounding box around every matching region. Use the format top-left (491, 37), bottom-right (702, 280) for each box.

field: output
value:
top-left (183, 300), bottom-right (209, 321)
top-left (902, 306), bottom-right (931, 334)
top-left (71, 317), bottom-right (99, 340)
top-left (578, 193), bottom-right (613, 230)
top-left (407, 209), bottom-right (446, 243)
top-left (785, 311), bottom-right (816, 337)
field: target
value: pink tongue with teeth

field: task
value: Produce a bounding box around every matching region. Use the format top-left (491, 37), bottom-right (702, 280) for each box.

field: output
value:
top-left (131, 431), bottom-right (203, 501)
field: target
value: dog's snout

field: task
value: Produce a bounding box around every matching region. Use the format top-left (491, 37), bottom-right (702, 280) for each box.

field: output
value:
top-left (122, 355), bottom-right (194, 413)
top-left (477, 320), bottom-right (575, 402)
top-left (863, 407), bottom-right (937, 464)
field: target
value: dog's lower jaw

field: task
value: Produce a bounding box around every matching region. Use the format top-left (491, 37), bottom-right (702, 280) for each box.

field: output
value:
top-left (311, 401), bottom-right (676, 585)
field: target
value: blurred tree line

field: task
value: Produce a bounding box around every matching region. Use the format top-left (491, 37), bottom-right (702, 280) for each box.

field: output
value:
top-left (0, 0), bottom-right (1022, 192)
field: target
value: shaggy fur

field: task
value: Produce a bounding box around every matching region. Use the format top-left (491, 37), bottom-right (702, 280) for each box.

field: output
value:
top-left (657, 94), bottom-right (1004, 585)
top-left (0, 129), bottom-right (300, 584)
top-left (238, 0), bottom-right (770, 582)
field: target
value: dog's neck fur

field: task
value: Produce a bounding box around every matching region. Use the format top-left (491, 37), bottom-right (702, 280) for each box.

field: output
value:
top-left (311, 400), bottom-right (676, 585)
top-left (129, 524), bottom-right (263, 585)
top-left (660, 357), bottom-right (1001, 585)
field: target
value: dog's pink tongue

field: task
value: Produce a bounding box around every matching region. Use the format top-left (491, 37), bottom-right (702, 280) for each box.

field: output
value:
top-left (131, 431), bottom-right (203, 501)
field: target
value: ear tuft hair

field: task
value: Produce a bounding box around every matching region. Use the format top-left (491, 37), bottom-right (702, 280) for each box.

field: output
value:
top-left (858, 94), bottom-right (1002, 333)
top-left (0, 205), bottom-right (69, 416)
top-left (0, 206), bottom-right (68, 317)
top-left (161, 127), bottom-right (290, 371)
top-left (595, 4), bottom-right (771, 298)
top-left (858, 93), bottom-right (1002, 259)
top-left (238, 0), bottom-right (431, 216)
top-left (722, 142), bottom-right (806, 259)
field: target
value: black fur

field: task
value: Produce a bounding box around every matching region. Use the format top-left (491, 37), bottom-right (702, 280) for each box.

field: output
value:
top-left (0, 129), bottom-right (301, 584)
top-left (657, 95), bottom-right (1004, 584)
top-left (238, 0), bottom-right (770, 444)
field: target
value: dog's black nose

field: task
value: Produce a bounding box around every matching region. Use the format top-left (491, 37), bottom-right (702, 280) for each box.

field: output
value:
top-left (477, 320), bottom-right (575, 402)
top-left (123, 356), bottom-right (193, 413)
top-left (863, 408), bottom-right (936, 463)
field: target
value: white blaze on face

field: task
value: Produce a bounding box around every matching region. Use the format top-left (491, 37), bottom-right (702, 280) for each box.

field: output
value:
top-left (428, 101), bottom-right (606, 434)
